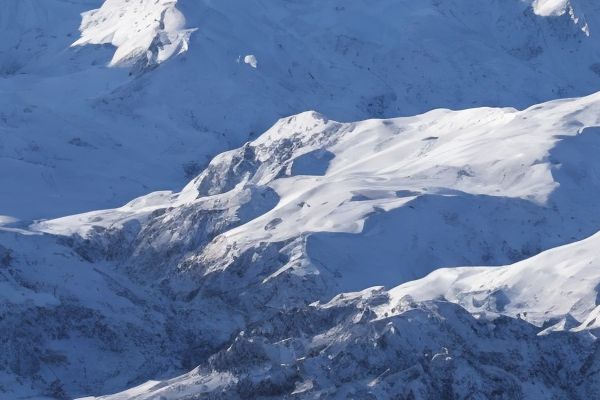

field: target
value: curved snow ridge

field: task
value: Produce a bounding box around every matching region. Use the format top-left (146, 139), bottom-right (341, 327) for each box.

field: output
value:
top-left (533, 0), bottom-right (595, 35)
top-left (212, 94), bottom-right (600, 250)
top-left (72, 0), bottom-right (197, 68)
top-left (383, 230), bottom-right (600, 331)
top-left (34, 91), bottom-right (600, 245)
top-left (7, 0), bottom-right (600, 221)
top-left (32, 91), bottom-right (600, 295)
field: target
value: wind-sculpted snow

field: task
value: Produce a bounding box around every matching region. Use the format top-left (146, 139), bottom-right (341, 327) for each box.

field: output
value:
top-left (6, 1), bottom-right (600, 397)
top-left (35, 93), bottom-right (600, 293)
top-left (533, 0), bottom-right (599, 37)
top-left (388, 231), bottom-right (600, 332)
top-left (4, 0), bottom-right (600, 220)
top-left (73, 0), bottom-right (197, 69)
top-left (0, 93), bottom-right (597, 397)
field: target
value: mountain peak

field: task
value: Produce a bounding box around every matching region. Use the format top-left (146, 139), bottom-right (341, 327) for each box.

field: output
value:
top-left (72, 0), bottom-right (197, 69)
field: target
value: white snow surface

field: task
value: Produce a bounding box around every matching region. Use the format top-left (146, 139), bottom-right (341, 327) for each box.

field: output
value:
top-left (34, 91), bottom-right (600, 289)
top-left (243, 54), bottom-right (257, 69)
top-left (3, 0), bottom-right (600, 220)
top-left (385, 230), bottom-right (600, 330)
top-left (533, 0), bottom-right (571, 16)
top-left (6, 91), bottom-right (600, 399)
top-left (73, 0), bottom-right (197, 67)
top-left (5, 1), bottom-right (600, 399)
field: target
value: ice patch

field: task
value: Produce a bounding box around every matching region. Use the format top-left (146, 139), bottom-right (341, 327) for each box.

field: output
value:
top-left (533, 0), bottom-right (570, 16)
top-left (244, 54), bottom-right (258, 68)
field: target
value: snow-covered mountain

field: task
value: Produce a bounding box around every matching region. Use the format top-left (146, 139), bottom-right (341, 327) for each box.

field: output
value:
top-left (32, 91), bottom-right (600, 294)
top-left (3, 90), bottom-right (600, 398)
top-left (80, 228), bottom-right (600, 399)
top-left (4, 0), bottom-right (600, 399)
top-left (3, 0), bottom-right (600, 221)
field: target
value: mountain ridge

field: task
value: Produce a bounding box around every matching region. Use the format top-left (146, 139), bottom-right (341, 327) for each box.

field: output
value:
top-left (3, 0), bottom-right (600, 220)
top-left (4, 1), bottom-right (600, 398)
top-left (3, 90), bottom-right (600, 397)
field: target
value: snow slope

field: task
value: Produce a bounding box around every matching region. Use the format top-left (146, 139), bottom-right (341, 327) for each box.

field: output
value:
top-left (388, 230), bottom-right (600, 331)
top-left (67, 98), bottom-right (600, 397)
top-left (3, 0), bottom-right (600, 221)
top-left (80, 234), bottom-right (600, 399)
top-left (1, 90), bottom-right (599, 397)
top-left (0, 227), bottom-right (244, 399)
top-left (35, 91), bottom-right (600, 293)
top-left (5, 0), bottom-right (600, 398)
top-left (73, 0), bottom-right (196, 68)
